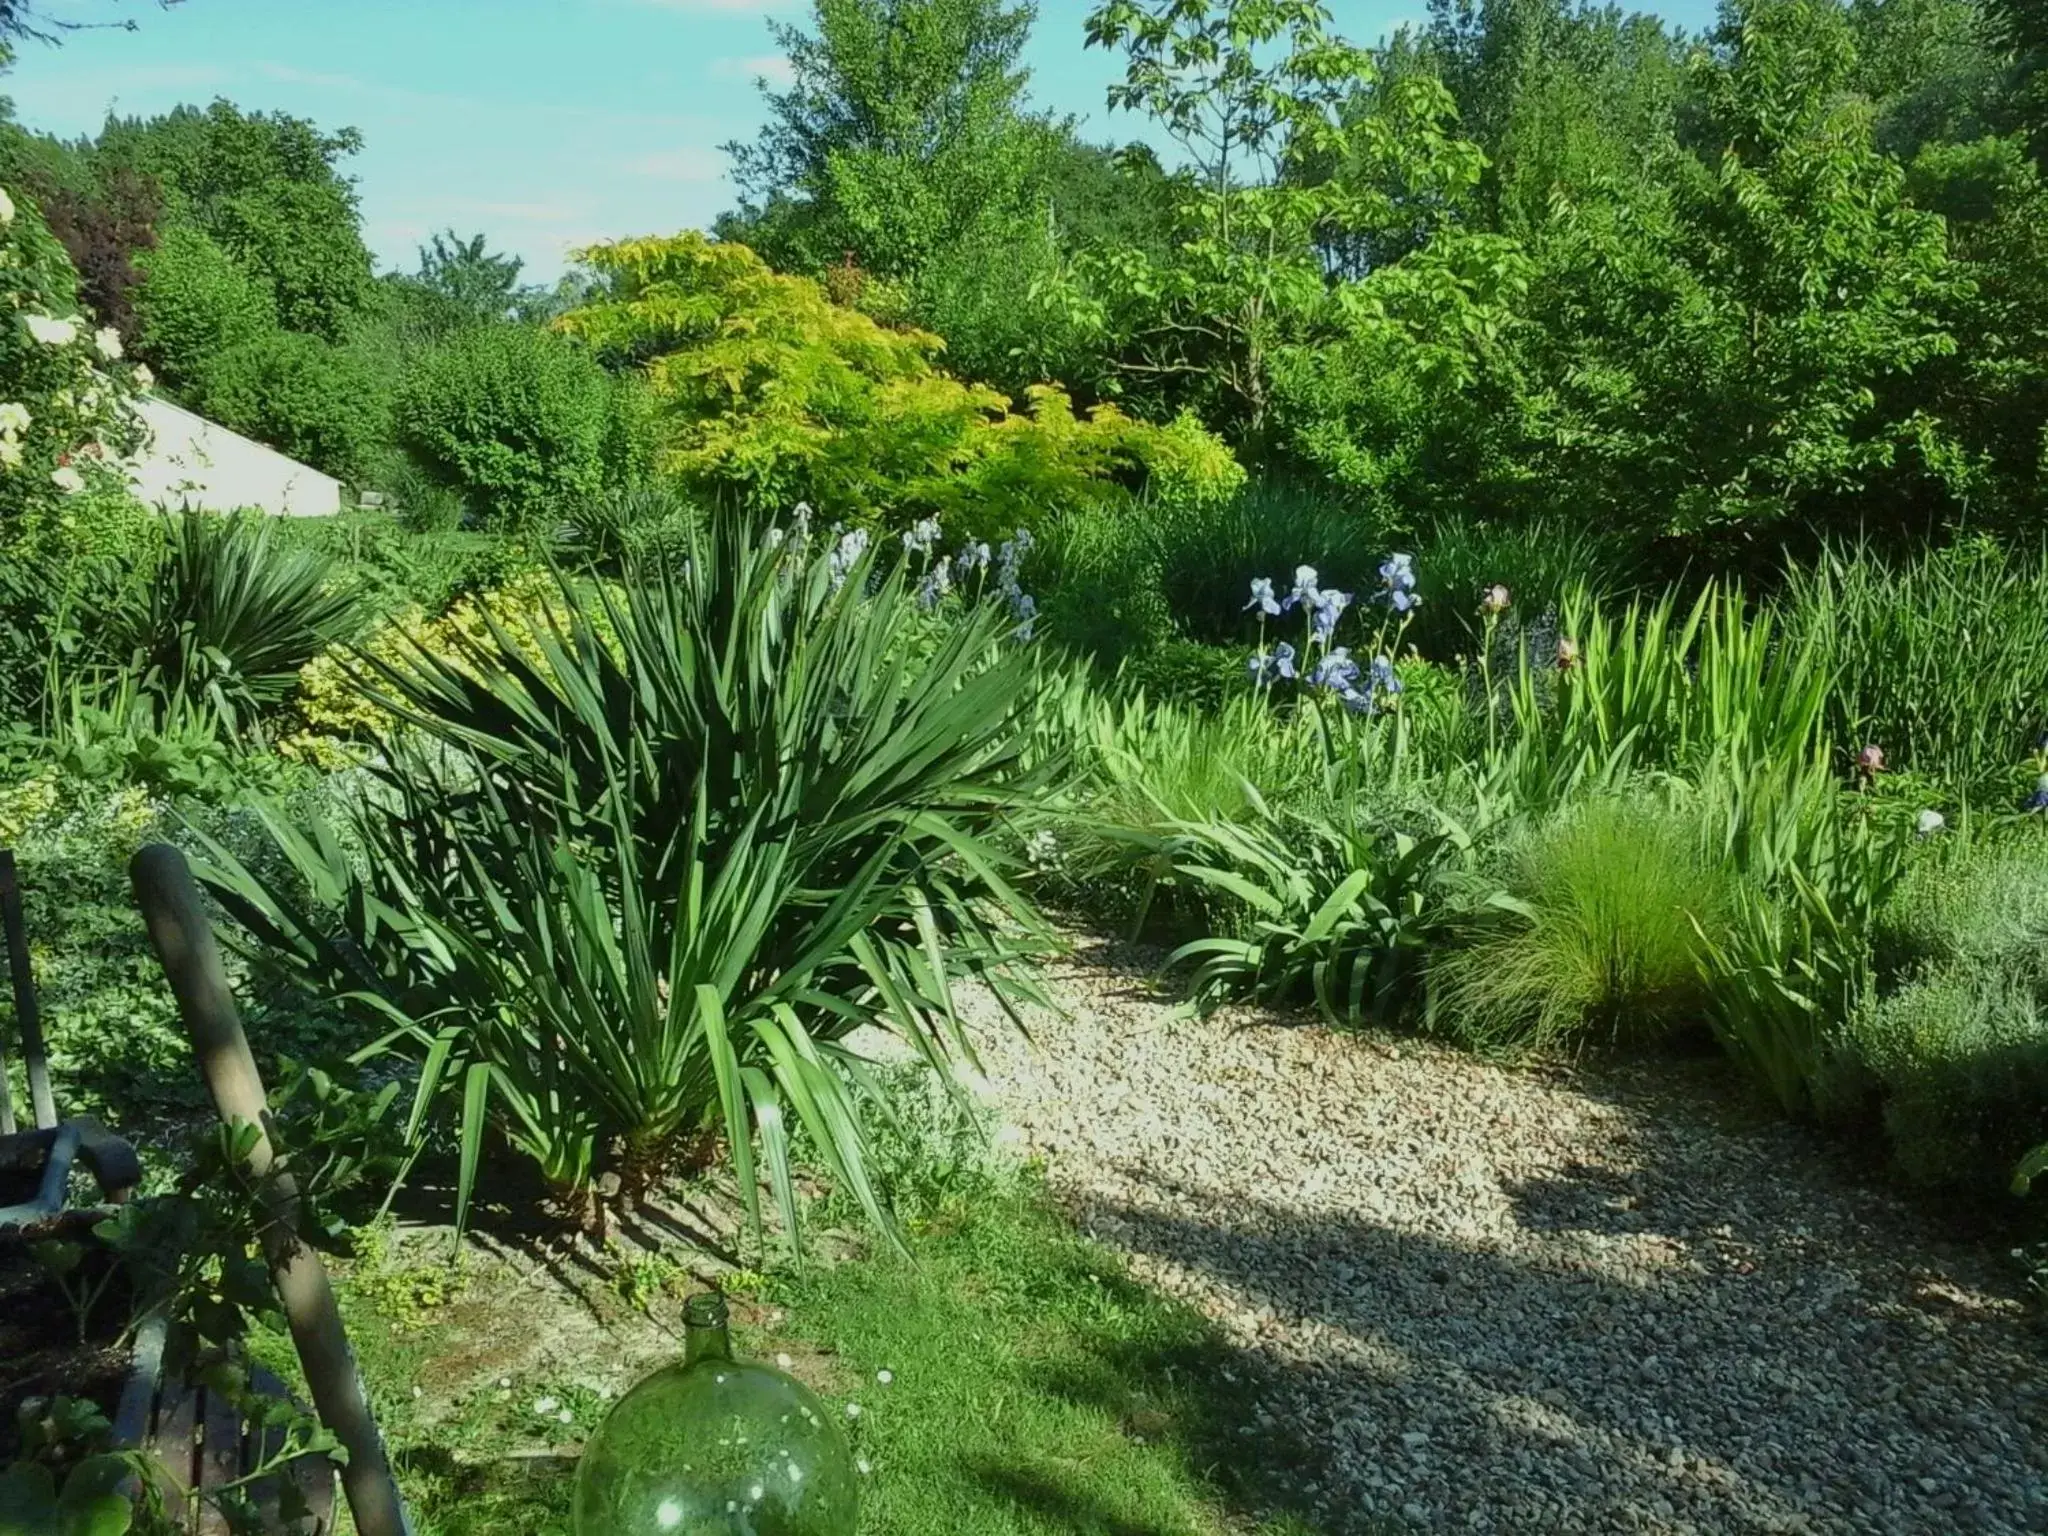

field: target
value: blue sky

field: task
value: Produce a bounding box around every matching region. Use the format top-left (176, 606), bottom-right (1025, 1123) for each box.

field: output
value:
top-left (1, 0), bottom-right (1720, 283)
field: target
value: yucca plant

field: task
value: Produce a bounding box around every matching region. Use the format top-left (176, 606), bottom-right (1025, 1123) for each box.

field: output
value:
top-left (111, 511), bottom-right (364, 739)
top-left (193, 515), bottom-right (1053, 1247)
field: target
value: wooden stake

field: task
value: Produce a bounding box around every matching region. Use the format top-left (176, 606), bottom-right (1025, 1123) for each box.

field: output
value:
top-left (130, 843), bottom-right (414, 1536)
top-left (0, 848), bottom-right (58, 1130)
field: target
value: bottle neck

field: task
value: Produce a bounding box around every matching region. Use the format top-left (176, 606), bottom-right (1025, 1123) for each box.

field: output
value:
top-left (683, 1294), bottom-right (733, 1366)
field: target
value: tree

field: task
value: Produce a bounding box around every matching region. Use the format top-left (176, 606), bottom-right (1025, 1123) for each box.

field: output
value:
top-left (1905, 133), bottom-right (2048, 527)
top-left (413, 229), bottom-right (540, 322)
top-left (0, 0), bottom-right (183, 45)
top-left (1074, 0), bottom-right (1485, 445)
top-left (396, 324), bottom-right (617, 528)
top-left (722, 0), bottom-right (1039, 277)
top-left (1422, 0), bottom-right (1690, 232)
top-left (553, 231), bottom-right (1242, 529)
top-left (1977, 0), bottom-right (2046, 156)
top-left (131, 223), bottom-right (276, 387)
top-left (1847, 0), bottom-right (2005, 160)
top-left (1518, 0), bottom-right (1969, 545)
top-left (97, 101), bottom-right (374, 341)
top-left (16, 163), bottom-right (159, 339)
top-left (195, 328), bottom-right (391, 483)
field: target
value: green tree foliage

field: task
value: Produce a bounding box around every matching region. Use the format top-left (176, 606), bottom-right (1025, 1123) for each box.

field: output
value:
top-left (381, 228), bottom-right (549, 347)
top-left (1982, 0), bottom-right (2048, 164)
top-left (1901, 135), bottom-right (2048, 525)
top-left (192, 328), bottom-right (391, 484)
top-left (130, 223), bottom-right (276, 387)
top-left (1075, 0), bottom-right (1487, 445)
top-left (1847, 0), bottom-right (2006, 158)
top-left (721, 0), bottom-right (1175, 397)
top-left (396, 323), bottom-right (617, 527)
top-left (1422, 0), bottom-right (1690, 230)
top-left (98, 100), bottom-right (375, 342)
top-left (723, 0), bottom-right (1039, 277)
top-left (556, 231), bottom-right (1242, 529)
top-left (1518, 0), bottom-right (1968, 543)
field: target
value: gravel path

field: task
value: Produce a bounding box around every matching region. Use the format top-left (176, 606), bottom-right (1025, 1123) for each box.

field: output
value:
top-left (960, 939), bottom-right (2048, 1536)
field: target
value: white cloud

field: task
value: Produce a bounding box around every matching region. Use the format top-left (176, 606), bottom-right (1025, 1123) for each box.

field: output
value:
top-left (711, 54), bottom-right (795, 86)
top-left (625, 147), bottom-right (729, 183)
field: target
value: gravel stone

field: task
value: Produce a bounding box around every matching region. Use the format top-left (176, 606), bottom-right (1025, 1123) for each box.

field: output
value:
top-left (959, 938), bottom-right (2048, 1536)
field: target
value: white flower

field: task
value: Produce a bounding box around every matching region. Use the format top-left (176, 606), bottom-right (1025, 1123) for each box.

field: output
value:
top-left (24, 314), bottom-right (78, 348)
top-left (0, 402), bottom-right (28, 436)
top-left (0, 186), bottom-right (14, 225)
top-left (843, 1402), bottom-right (862, 1418)
top-left (533, 1396), bottom-right (558, 1415)
top-left (875, 1369), bottom-right (893, 1385)
top-left (1915, 809), bottom-right (1946, 836)
top-left (94, 326), bottom-right (124, 361)
top-left (132, 363), bottom-right (155, 391)
top-left (50, 464), bottom-right (84, 494)
top-left (0, 439), bottom-right (22, 471)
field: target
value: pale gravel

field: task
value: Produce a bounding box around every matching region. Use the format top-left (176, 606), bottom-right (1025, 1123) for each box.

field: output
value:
top-left (955, 937), bottom-right (2048, 1536)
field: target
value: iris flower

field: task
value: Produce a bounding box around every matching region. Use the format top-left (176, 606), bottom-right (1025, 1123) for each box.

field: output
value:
top-left (1311, 589), bottom-right (1353, 641)
top-left (1310, 647), bottom-right (1359, 691)
top-left (1283, 565), bottom-right (1320, 611)
top-left (1245, 577), bottom-right (1280, 616)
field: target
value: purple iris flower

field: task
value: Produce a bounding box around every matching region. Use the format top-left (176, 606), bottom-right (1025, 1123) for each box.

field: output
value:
top-left (1371, 655), bottom-right (1402, 696)
top-left (2026, 773), bottom-right (2048, 813)
top-left (1282, 565), bottom-right (1320, 612)
top-left (1311, 589), bottom-right (1353, 641)
top-left (1248, 642), bottom-right (1299, 684)
top-left (1310, 647), bottom-right (1359, 691)
top-left (1246, 577), bottom-right (1280, 616)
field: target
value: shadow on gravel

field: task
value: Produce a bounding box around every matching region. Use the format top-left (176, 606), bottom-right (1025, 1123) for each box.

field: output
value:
top-left (1067, 1136), bottom-right (2048, 1536)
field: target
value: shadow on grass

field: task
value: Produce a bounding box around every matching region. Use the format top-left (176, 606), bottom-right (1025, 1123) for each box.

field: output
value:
top-left (968, 1460), bottom-right (1220, 1536)
top-left (768, 1185), bottom-right (1346, 1536)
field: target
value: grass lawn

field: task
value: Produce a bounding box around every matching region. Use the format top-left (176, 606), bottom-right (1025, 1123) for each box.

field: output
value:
top-left (311, 1178), bottom-right (1330, 1536)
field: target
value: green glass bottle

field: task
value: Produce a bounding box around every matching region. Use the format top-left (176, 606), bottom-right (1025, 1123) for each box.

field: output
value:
top-left (572, 1291), bottom-right (861, 1535)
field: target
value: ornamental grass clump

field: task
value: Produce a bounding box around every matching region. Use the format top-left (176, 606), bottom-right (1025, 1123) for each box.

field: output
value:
top-left (1430, 793), bottom-right (1734, 1056)
top-left (194, 511), bottom-right (1052, 1248)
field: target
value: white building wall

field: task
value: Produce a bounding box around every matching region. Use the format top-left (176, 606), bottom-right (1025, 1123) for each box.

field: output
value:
top-left (125, 395), bottom-right (344, 519)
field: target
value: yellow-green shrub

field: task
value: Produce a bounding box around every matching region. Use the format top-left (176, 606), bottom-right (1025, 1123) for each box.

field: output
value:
top-left (553, 232), bottom-right (1241, 533)
top-left (288, 572), bottom-right (607, 753)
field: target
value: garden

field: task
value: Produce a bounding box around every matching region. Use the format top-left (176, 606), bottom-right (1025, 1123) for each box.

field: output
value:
top-left (2, 0), bottom-right (2047, 1531)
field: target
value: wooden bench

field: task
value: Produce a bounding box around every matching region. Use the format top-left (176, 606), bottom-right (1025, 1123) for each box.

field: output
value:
top-left (113, 1316), bottom-right (338, 1536)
